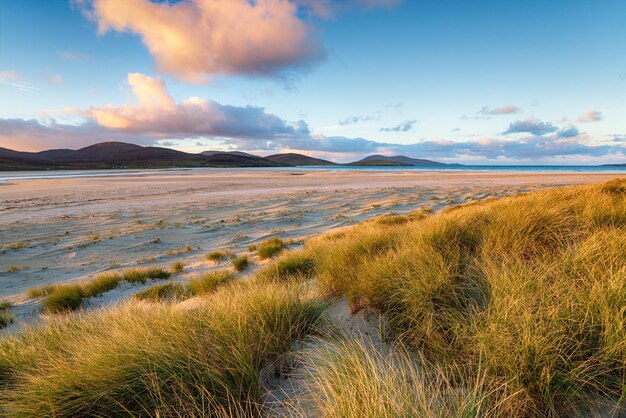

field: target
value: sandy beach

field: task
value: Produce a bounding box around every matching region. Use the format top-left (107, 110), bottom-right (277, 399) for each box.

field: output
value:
top-left (0, 168), bottom-right (622, 329)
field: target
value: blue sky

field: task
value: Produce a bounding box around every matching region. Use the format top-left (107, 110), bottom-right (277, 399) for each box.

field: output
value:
top-left (1, 0), bottom-right (625, 164)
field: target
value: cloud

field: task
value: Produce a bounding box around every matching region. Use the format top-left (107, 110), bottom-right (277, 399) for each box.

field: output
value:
top-left (504, 117), bottom-right (558, 136)
top-left (298, 0), bottom-right (402, 17)
top-left (577, 110), bottom-right (603, 123)
top-left (557, 126), bottom-right (580, 138)
top-left (478, 105), bottom-right (520, 115)
top-left (0, 70), bottom-right (38, 92)
top-left (45, 75), bottom-right (64, 86)
top-left (339, 115), bottom-right (377, 125)
top-left (77, 0), bottom-right (325, 82)
top-left (2, 72), bottom-right (623, 162)
top-left (380, 119), bottom-right (417, 132)
top-left (81, 73), bottom-right (309, 139)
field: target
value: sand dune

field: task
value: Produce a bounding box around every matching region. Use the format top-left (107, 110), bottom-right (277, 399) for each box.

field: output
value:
top-left (0, 168), bottom-right (621, 330)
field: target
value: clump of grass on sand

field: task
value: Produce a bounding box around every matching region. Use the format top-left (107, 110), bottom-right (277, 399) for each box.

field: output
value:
top-left (255, 250), bottom-right (316, 284)
top-left (0, 281), bottom-right (326, 416)
top-left (206, 250), bottom-right (235, 262)
top-left (232, 255), bottom-right (250, 272)
top-left (134, 282), bottom-right (187, 302)
top-left (80, 272), bottom-right (122, 298)
top-left (257, 237), bottom-right (286, 259)
top-left (171, 261), bottom-right (185, 274)
top-left (187, 270), bottom-right (236, 296)
top-left (26, 284), bottom-right (59, 298)
top-left (123, 267), bottom-right (171, 284)
top-left (0, 301), bottom-right (14, 329)
top-left (270, 178), bottom-right (626, 416)
top-left (42, 285), bottom-right (84, 314)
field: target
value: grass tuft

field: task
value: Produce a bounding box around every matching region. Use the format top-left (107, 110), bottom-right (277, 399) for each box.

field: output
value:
top-left (0, 301), bottom-right (14, 330)
top-left (187, 270), bottom-right (236, 296)
top-left (171, 261), bottom-right (185, 274)
top-left (232, 255), bottom-right (250, 272)
top-left (42, 285), bottom-right (84, 314)
top-left (0, 281), bottom-right (326, 416)
top-left (80, 272), bottom-right (122, 298)
top-left (134, 282), bottom-right (187, 302)
top-left (257, 237), bottom-right (286, 259)
top-left (206, 250), bottom-right (235, 262)
top-left (123, 267), bottom-right (171, 284)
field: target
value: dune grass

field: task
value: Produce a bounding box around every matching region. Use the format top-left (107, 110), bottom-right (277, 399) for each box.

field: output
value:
top-left (0, 301), bottom-right (14, 330)
top-left (206, 250), bottom-right (235, 262)
top-left (232, 255), bottom-right (250, 272)
top-left (187, 270), bottom-right (236, 296)
top-left (0, 281), bottom-right (327, 416)
top-left (269, 178), bottom-right (626, 416)
top-left (292, 338), bottom-right (508, 418)
top-left (134, 282), bottom-right (187, 302)
top-left (26, 284), bottom-right (59, 298)
top-left (257, 237), bottom-right (286, 259)
top-left (255, 250), bottom-right (316, 284)
top-left (42, 285), bottom-right (84, 314)
top-left (123, 267), bottom-right (171, 284)
top-left (171, 261), bottom-right (185, 274)
top-left (80, 272), bottom-right (122, 298)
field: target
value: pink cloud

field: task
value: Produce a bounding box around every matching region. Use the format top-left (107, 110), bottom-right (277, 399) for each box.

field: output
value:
top-left (577, 110), bottom-right (603, 123)
top-left (79, 0), bottom-right (325, 82)
top-left (479, 105), bottom-right (520, 115)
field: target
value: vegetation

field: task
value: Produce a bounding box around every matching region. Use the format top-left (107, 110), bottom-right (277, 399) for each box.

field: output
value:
top-left (134, 282), bottom-right (187, 302)
top-left (0, 281), bottom-right (326, 416)
top-left (80, 272), bottom-right (122, 297)
top-left (123, 267), bottom-right (171, 284)
top-left (26, 284), bottom-right (59, 298)
top-left (187, 270), bottom-right (236, 296)
top-left (0, 301), bottom-right (14, 330)
top-left (2, 179), bottom-right (625, 416)
top-left (42, 285), bottom-right (84, 314)
top-left (257, 237), bottom-right (286, 259)
top-left (271, 178), bottom-right (626, 416)
top-left (232, 255), bottom-right (249, 272)
top-left (171, 261), bottom-right (185, 274)
top-left (206, 250), bottom-right (235, 262)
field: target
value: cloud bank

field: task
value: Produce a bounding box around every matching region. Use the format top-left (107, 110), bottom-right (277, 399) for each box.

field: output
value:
top-left (1, 73), bottom-right (623, 162)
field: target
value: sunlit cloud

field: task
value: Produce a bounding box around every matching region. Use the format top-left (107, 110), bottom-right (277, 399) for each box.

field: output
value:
top-left (577, 110), bottom-right (603, 123)
top-left (478, 105), bottom-right (520, 115)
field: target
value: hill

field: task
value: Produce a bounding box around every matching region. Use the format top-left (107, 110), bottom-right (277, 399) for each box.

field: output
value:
top-left (265, 153), bottom-right (336, 166)
top-left (0, 142), bottom-right (287, 170)
top-left (348, 159), bottom-right (406, 166)
top-left (354, 154), bottom-right (449, 166)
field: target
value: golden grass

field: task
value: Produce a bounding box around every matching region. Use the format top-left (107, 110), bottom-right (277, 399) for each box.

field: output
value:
top-left (274, 178), bottom-right (626, 416)
top-left (187, 270), bottom-right (236, 296)
top-left (0, 281), bottom-right (327, 416)
top-left (232, 255), bottom-right (250, 272)
top-left (206, 250), bottom-right (235, 262)
top-left (0, 301), bottom-right (14, 330)
top-left (257, 237), bottom-right (286, 259)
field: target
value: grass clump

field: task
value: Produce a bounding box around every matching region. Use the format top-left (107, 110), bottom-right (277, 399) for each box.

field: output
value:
top-left (187, 270), bottom-right (236, 296)
top-left (0, 281), bottom-right (326, 416)
top-left (206, 250), bottom-right (235, 262)
top-left (0, 301), bottom-right (14, 329)
top-left (134, 282), bottom-right (187, 302)
top-left (42, 285), bottom-right (84, 314)
top-left (256, 250), bottom-right (316, 283)
top-left (280, 178), bottom-right (626, 415)
top-left (232, 255), bottom-right (249, 272)
top-left (171, 261), bottom-right (185, 274)
top-left (123, 267), bottom-right (171, 284)
top-left (257, 237), bottom-right (286, 259)
top-left (80, 272), bottom-right (122, 298)
top-left (26, 284), bottom-right (59, 298)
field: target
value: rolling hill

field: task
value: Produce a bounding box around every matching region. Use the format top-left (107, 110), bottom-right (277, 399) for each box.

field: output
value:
top-left (265, 153), bottom-right (336, 166)
top-left (354, 154), bottom-right (450, 166)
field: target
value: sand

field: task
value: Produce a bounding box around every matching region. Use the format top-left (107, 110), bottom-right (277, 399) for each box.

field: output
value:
top-left (0, 168), bottom-right (622, 331)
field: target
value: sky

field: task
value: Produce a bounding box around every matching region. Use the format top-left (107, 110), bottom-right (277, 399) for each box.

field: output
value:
top-left (0, 0), bottom-right (625, 164)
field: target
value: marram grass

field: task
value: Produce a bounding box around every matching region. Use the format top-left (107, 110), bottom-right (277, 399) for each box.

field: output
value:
top-left (277, 178), bottom-right (626, 416)
top-left (0, 281), bottom-right (327, 417)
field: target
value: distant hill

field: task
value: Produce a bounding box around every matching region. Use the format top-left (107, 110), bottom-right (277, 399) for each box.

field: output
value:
top-left (201, 150), bottom-right (259, 158)
top-left (0, 142), bottom-right (287, 170)
top-left (266, 153), bottom-right (336, 166)
top-left (355, 154), bottom-right (449, 166)
top-left (348, 159), bottom-right (407, 167)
